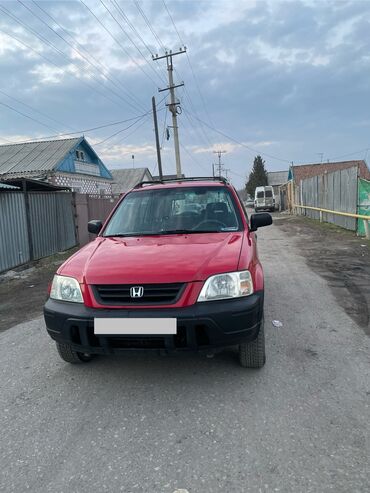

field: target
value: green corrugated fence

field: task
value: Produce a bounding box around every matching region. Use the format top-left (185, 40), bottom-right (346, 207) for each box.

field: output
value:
top-left (357, 178), bottom-right (370, 237)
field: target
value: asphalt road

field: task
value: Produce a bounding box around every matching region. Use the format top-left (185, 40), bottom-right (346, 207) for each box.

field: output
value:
top-left (1, 218), bottom-right (369, 493)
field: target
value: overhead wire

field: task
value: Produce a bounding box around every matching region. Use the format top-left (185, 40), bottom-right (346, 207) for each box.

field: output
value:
top-left (99, 0), bottom-right (166, 86)
top-left (133, 0), bottom-right (166, 51)
top-left (184, 109), bottom-right (292, 164)
top-left (3, 113), bottom-right (157, 144)
top-left (95, 95), bottom-right (167, 145)
top-left (111, 0), bottom-right (154, 58)
top-left (0, 100), bottom-right (65, 134)
top-left (326, 148), bottom-right (370, 162)
top-left (131, 0), bottom-right (215, 168)
top-left (94, 114), bottom-right (150, 145)
top-left (31, 0), bottom-right (147, 112)
top-left (80, 0), bottom-right (161, 88)
top-left (110, 0), bottom-right (167, 84)
top-left (0, 88), bottom-right (77, 134)
top-left (0, 8), bottom-right (140, 112)
top-left (15, 0), bottom-right (145, 113)
top-left (162, 0), bottom-right (215, 132)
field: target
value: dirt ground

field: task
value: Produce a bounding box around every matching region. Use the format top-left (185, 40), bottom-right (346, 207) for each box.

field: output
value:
top-left (0, 215), bottom-right (369, 335)
top-left (0, 248), bottom-right (77, 332)
top-left (274, 214), bottom-right (370, 335)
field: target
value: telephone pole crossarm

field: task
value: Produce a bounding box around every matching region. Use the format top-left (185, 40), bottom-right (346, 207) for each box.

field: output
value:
top-left (158, 82), bottom-right (184, 93)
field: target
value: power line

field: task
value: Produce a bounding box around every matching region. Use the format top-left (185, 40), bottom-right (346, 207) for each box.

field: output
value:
top-left (80, 0), bottom-right (160, 88)
top-left (0, 100), bottom-right (65, 134)
top-left (99, 0), bottom-right (166, 86)
top-left (162, 0), bottom-right (215, 132)
top-left (133, 0), bottom-right (212, 151)
top-left (133, 0), bottom-right (166, 51)
top-left (184, 109), bottom-right (292, 163)
top-left (326, 148), bottom-right (370, 162)
top-left (181, 96), bottom-right (214, 148)
top-left (0, 10), bottom-right (138, 112)
top-left (0, 88), bottom-right (77, 134)
top-left (111, 0), bottom-right (154, 58)
top-left (31, 0), bottom-right (147, 112)
top-left (1, 113), bottom-right (156, 145)
top-left (95, 98), bottom-right (167, 145)
top-left (96, 111), bottom-right (155, 146)
top-left (15, 0), bottom-right (144, 113)
top-left (94, 114), bottom-right (149, 145)
top-left (179, 142), bottom-right (209, 174)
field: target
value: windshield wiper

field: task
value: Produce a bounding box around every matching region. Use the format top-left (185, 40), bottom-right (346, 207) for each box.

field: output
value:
top-left (157, 229), bottom-right (221, 235)
top-left (104, 229), bottom-right (224, 237)
top-left (103, 232), bottom-right (154, 237)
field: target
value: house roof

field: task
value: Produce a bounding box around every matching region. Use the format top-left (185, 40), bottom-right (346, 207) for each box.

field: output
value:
top-left (0, 182), bottom-right (19, 190)
top-left (1, 178), bottom-right (70, 191)
top-left (291, 160), bottom-right (370, 184)
top-left (0, 137), bottom-right (81, 177)
top-left (267, 170), bottom-right (289, 186)
top-left (110, 168), bottom-right (153, 194)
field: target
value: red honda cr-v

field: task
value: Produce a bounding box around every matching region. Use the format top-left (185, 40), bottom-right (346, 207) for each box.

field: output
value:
top-left (44, 177), bottom-right (272, 368)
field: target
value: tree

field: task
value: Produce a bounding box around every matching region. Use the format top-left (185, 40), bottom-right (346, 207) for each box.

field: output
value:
top-left (245, 155), bottom-right (268, 197)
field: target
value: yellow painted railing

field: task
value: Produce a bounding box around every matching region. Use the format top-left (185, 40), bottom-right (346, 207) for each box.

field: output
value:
top-left (293, 204), bottom-right (370, 239)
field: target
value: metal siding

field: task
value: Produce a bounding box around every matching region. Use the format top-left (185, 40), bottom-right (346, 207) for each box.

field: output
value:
top-left (299, 167), bottom-right (358, 231)
top-left (0, 192), bottom-right (30, 272)
top-left (29, 192), bottom-right (76, 259)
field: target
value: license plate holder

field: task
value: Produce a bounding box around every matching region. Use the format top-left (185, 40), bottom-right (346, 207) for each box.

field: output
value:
top-left (94, 318), bottom-right (177, 335)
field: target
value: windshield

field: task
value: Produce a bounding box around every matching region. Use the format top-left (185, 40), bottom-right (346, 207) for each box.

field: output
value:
top-left (103, 186), bottom-right (242, 237)
top-left (265, 190), bottom-right (273, 197)
top-left (257, 191), bottom-right (264, 198)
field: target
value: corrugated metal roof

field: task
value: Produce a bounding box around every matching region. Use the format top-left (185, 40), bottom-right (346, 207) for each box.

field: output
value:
top-left (267, 170), bottom-right (289, 186)
top-left (0, 182), bottom-right (19, 189)
top-left (0, 137), bottom-right (81, 176)
top-left (110, 168), bottom-right (152, 194)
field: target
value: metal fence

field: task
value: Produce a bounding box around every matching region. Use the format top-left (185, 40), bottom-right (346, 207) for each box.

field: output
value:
top-left (0, 192), bottom-right (30, 272)
top-left (0, 191), bottom-right (76, 273)
top-left (299, 167), bottom-right (358, 231)
top-left (74, 193), bottom-right (120, 246)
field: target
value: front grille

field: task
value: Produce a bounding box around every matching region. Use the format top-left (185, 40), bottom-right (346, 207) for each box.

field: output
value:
top-left (93, 283), bottom-right (185, 306)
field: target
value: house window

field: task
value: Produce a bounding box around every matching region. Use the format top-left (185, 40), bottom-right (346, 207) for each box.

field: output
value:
top-left (75, 150), bottom-right (85, 161)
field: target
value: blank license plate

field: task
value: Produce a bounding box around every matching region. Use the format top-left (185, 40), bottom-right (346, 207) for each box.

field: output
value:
top-left (94, 318), bottom-right (177, 335)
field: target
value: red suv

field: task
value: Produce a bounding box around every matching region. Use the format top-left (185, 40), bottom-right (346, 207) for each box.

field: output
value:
top-left (44, 177), bottom-right (272, 368)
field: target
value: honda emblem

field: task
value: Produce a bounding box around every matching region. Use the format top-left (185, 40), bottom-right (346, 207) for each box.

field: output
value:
top-left (130, 286), bottom-right (144, 298)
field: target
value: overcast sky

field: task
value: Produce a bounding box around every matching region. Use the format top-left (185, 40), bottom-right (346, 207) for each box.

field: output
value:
top-left (0, 0), bottom-right (369, 188)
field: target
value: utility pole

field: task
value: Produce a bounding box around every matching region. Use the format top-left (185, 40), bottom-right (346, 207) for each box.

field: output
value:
top-left (213, 150), bottom-right (227, 177)
top-left (153, 47), bottom-right (186, 178)
top-left (152, 96), bottom-right (163, 180)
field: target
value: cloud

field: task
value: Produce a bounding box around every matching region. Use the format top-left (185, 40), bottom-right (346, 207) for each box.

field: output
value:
top-left (0, 0), bottom-right (369, 188)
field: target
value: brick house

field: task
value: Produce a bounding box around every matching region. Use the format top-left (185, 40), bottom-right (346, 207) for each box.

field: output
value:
top-left (0, 136), bottom-right (113, 194)
top-left (289, 160), bottom-right (370, 184)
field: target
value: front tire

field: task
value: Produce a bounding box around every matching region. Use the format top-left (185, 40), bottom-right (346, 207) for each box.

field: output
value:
top-left (56, 342), bottom-right (94, 364)
top-left (239, 319), bottom-right (266, 368)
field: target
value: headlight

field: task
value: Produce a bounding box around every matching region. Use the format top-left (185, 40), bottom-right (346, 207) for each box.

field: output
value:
top-left (50, 275), bottom-right (83, 303)
top-left (198, 270), bottom-right (253, 302)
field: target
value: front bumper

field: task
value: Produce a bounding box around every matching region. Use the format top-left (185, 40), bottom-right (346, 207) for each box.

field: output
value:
top-left (44, 292), bottom-right (264, 354)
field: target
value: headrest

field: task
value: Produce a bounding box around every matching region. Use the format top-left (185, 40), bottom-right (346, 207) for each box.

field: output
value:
top-left (206, 202), bottom-right (228, 214)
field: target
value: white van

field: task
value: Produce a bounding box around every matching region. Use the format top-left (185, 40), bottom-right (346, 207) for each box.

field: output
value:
top-left (254, 186), bottom-right (275, 212)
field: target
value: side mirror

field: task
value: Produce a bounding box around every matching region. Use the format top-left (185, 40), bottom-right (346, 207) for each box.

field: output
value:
top-left (88, 220), bottom-right (103, 235)
top-left (250, 213), bottom-right (272, 232)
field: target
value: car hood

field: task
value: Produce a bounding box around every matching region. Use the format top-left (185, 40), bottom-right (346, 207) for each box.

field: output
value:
top-left (60, 233), bottom-right (244, 284)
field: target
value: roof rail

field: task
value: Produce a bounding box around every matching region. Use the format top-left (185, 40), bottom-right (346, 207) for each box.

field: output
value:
top-left (134, 176), bottom-right (229, 188)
